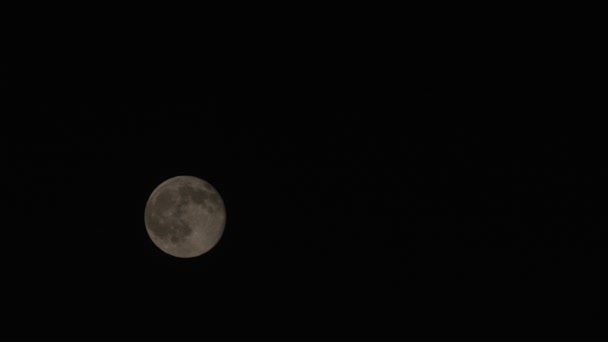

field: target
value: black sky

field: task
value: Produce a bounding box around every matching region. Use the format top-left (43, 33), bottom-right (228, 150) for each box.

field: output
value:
top-left (4, 21), bottom-right (605, 323)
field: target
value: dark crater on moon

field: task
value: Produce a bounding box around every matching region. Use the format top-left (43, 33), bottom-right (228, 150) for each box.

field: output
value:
top-left (178, 185), bottom-right (210, 206)
top-left (208, 193), bottom-right (221, 207)
top-left (154, 189), bottom-right (178, 210)
top-left (147, 212), bottom-right (192, 241)
top-left (147, 188), bottom-right (193, 242)
top-left (168, 220), bottom-right (192, 243)
top-left (178, 184), bottom-right (222, 209)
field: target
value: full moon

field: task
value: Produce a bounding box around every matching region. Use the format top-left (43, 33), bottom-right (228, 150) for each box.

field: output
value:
top-left (144, 175), bottom-right (226, 258)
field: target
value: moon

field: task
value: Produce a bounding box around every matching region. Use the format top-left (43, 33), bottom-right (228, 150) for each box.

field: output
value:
top-left (144, 175), bottom-right (226, 258)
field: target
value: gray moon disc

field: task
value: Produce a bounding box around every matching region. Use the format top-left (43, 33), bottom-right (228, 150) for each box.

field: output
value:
top-left (144, 175), bottom-right (226, 258)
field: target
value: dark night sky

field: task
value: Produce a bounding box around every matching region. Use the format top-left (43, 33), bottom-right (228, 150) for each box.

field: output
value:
top-left (3, 18), bottom-right (605, 325)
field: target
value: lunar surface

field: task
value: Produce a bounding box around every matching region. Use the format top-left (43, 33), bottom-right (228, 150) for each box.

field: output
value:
top-left (144, 176), bottom-right (226, 258)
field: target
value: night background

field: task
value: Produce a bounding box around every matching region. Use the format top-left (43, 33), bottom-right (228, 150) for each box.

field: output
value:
top-left (3, 13), bottom-right (605, 327)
